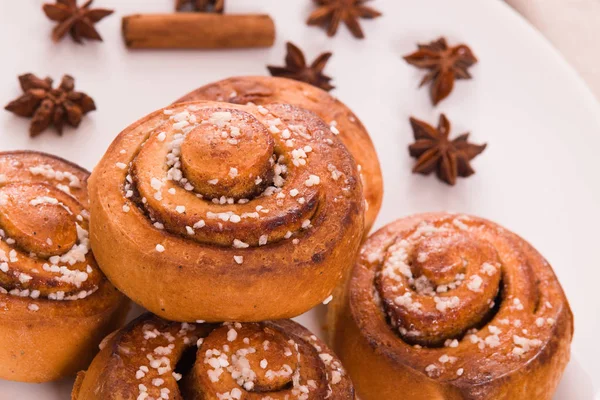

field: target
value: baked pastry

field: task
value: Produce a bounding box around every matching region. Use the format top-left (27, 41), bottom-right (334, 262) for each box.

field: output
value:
top-left (0, 151), bottom-right (129, 383)
top-left (72, 313), bottom-right (354, 399)
top-left (89, 101), bottom-right (365, 322)
top-left (175, 76), bottom-right (383, 235)
top-left (329, 213), bottom-right (573, 399)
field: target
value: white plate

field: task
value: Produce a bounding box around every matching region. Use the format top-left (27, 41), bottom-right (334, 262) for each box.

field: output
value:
top-left (1, 0), bottom-right (599, 399)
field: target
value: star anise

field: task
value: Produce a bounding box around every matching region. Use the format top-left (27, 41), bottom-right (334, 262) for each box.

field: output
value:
top-left (175, 0), bottom-right (224, 12)
top-left (408, 114), bottom-right (486, 185)
top-left (307, 0), bottom-right (382, 39)
top-left (4, 74), bottom-right (96, 137)
top-left (404, 37), bottom-right (478, 105)
top-left (42, 0), bottom-right (114, 44)
top-left (267, 42), bottom-right (334, 92)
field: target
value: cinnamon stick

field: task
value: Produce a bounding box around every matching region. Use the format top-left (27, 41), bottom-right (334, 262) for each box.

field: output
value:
top-left (122, 14), bottom-right (275, 49)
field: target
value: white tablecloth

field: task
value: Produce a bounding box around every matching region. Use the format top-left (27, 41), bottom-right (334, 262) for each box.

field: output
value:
top-left (507, 0), bottom-right (600, 101)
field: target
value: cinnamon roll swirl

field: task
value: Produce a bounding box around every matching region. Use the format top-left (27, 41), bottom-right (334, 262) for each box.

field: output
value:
top-left (0, 151), bottom-right (129, 382)
top-left (175, 76), bottom-right (382, 235)
top-left (72, 313), bottom-right (354, 399)
top-left (89, 101), bottom-right (364, 322)
top-left (329, 213), bottom-right (573, 399)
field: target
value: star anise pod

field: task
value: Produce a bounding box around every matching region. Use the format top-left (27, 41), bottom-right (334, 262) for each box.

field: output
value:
top-left (4, 73), bottom-right (96, 137)
top-left (42, 0), bottom-right (114, 44)
top-left (267, 42), bottom-right (334, 92)
top-left (307, 0), bottom-right (382, 39)
top-left (408, 114), bottom-right (486, 185)
top-left (404, 37), bottom-right (478, 105)
top-left (175, 0), bottom-right (224, 12)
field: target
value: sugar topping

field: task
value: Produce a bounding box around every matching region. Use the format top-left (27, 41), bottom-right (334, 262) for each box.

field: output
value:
top-left (0, 160), bottom-right (102, 303)
top-left (366, 215), bottom-right (563, 382)
top-left (127, 318), bottom-right (348, 400)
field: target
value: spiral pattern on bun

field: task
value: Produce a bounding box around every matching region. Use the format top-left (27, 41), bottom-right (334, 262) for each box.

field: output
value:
top-left (72, 313), bottom-right (354, 400)
top-left (0, 151), bottom-right (128, 382)
top-left (175, 76), bottom-right (383, 236)
top-left (89, 101), bottom-right (364, 322)
top-left (329, 213), bottom-right (573, 399)
top-left (0, 154), bottom-right (98, 300)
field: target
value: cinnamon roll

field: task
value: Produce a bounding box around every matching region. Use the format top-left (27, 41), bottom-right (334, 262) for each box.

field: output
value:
top-left (0, 151), bottom-right (129, 383)
top-left (89, 101), bottom-right (364, 322)
top-left (72, 313), bottom-right (354, 399)
top-left (175, 76), bottom-right (382, 235)
top-left (329, 213), bottom-right (573, 399)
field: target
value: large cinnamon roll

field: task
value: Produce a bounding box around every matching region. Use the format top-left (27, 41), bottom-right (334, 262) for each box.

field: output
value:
top-left (89, 101), bottom-right (364, 322)
top-left (175, 76), bottom-right (382, 235)
top-left (72, 313), bottom-right (354, 399)
top-left (0, 151), bottom-right (129, 383)
top-left (329, 213), bottom-right (573, 399)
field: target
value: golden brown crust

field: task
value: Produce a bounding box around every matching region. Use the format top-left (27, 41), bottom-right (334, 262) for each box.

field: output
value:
top-left (175, 76), bottom-right (382, 235)
top-left (0, 151), bottom-right (129, 382)
top-left (329, 213), bottom-right (573, 399)
top-left (89, 101), bottom-right (364, 322)
top-left (72, 313), bottom-right (354, 400)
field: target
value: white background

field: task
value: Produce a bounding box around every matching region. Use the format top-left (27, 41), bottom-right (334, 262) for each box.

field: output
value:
top-left (1, 0), bottom-right (599, 398)
top-left (507, 0), bottom-right (600, 101)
